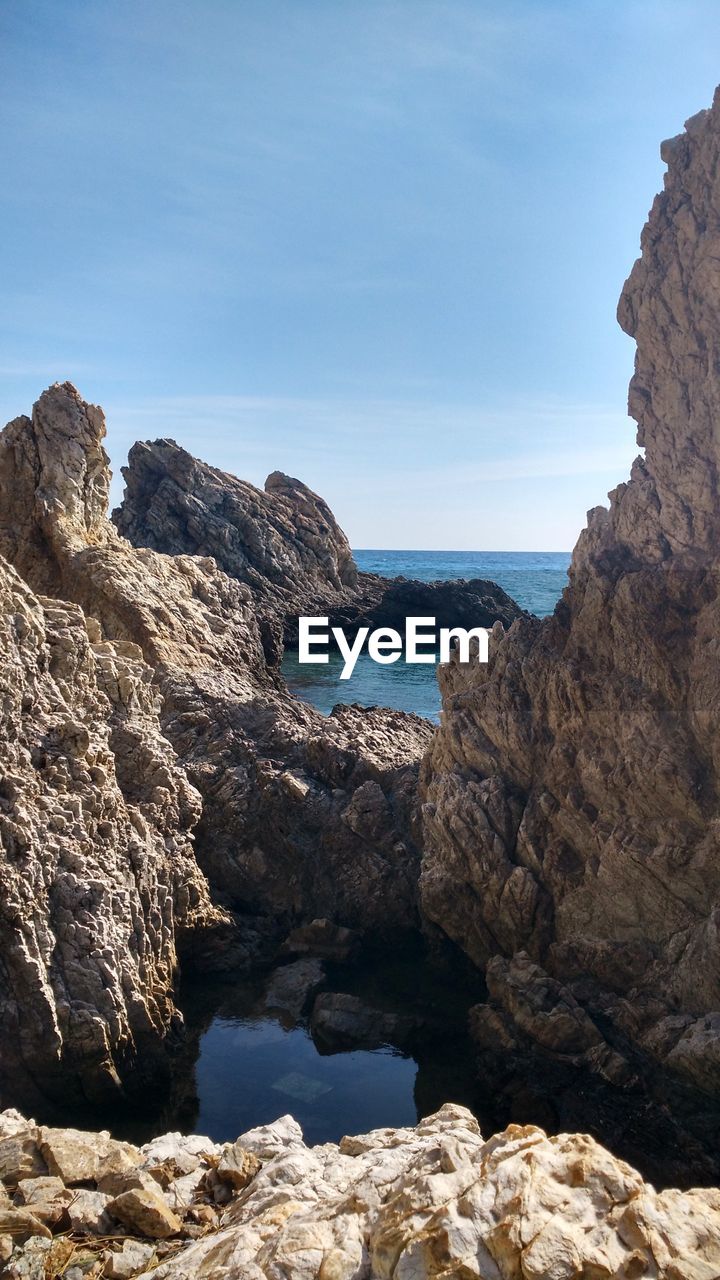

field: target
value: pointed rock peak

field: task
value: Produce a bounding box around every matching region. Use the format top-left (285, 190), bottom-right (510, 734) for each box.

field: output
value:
top-left (0, 382), bottom-right (116, 590)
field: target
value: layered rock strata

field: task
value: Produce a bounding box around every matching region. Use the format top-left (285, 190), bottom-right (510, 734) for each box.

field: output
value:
top-left (1, 1105), bottom-right (719, 1280)
top-left (0, 552), bottom-right (227, 1109)
top-left (0, 383), bottom-right (434, 1105)
top-left (420, 92), bottom-right (720, 1098)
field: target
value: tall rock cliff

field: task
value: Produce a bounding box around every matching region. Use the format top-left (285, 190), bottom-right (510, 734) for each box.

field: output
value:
top-left (420, 91), bottom-right (720, 1097)
top-left (0, 383), bottom-right (435, 1107)
top-left (0, 552), bottom-right (227, 1110)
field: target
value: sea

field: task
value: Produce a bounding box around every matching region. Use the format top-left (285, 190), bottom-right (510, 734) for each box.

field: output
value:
top-left (282, 550), bottom-right (570, 722)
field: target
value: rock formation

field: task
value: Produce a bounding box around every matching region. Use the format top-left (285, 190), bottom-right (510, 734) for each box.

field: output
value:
top-left (112, 436), bottom-right (522, 654)
top-left (420, 92), bottom-right (720, 1099)
top-left (0, 551), bottom-right (228, 1111)
top-left (0, 382), bottom-right (435, 1108)
top-left (1, 1105), bottom-right (719, 1279)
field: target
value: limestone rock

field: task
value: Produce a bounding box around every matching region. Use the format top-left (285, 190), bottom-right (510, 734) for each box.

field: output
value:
top-left (0, 1207), bottom-right (51, 1243)
top-left (215, 1143), bottom-right (261, 1192)
top-left (0, 1106), bottom-right (716, 1278)
top-left (0, 383), bottom-right (432, 1111)
top-left (0, 1130), bottom-right (45, 1188)
top-left (15, 1177), bottom-right (72, 1228)
top-left (0, 544), bottom-right (228, 1109)
top-left (103, 1240), bottom-right (156, 1280)
top-left (65, 1188), bottom-right (114, 1235)
top-left (139, 1133), bottom-right (220, 1180)
top-left (233, 1116), bottom-right (304, 1161)
top-left (130, 1104), bottom-right (720, 1279)
top-left (109, 1187), bottom-right (182, 1239)
top-left (420, 88), bottom-right (720, 1093)
top-left (39, 1128), bottom-right (138, 1187)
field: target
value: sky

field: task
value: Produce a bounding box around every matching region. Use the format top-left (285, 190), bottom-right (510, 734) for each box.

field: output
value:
top-left (1, 1), bottom-right (720, 551)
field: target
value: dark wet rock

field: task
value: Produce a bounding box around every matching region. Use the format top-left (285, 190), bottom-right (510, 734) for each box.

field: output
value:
top-left (262, 959), bottom-right (326, 1020)
top-left (281, 919), bottom-right (361, 963)
top-left (310, 992), bottom-right (420, 1052)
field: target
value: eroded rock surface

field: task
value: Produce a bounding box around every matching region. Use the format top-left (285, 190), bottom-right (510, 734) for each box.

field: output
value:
top-left (0, 551), bottom-right (225, 1109)
top-left (0, 382), bottom-right (433, 1106)
top-left (112, 435), bottom-right (522, 651)
top-left (420, 92), bottom-right (720, 1094)
top-left (3, 1105), bottom-right (717, 1280)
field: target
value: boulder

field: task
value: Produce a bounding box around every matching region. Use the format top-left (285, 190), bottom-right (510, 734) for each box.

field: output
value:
top-left (0, 1206), bottom-right (51, 1243)
top-left (263, 959), bottom-right (326, 1019)
top-left (215, 1142), bottom-right (262, 1191)
top-left (15, 1176), bottom-right (72, 1228)
top-left (103, 1239), bottom-right (156, 1280)
top-left (66, 1188), bottom-right (114, 1235)
top-left (310, 992), bottom-right (419, 1051)
top-left (281, 919), bottom-right (360, 963)
top-left (140, 1133), bottom-right (219, 1181)
top-left (108, 1187), bottom-right (182, 1240)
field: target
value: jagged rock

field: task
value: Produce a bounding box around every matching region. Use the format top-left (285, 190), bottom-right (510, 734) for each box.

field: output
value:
top-left (215, 1143), bottom-right (261, 1192)
top-left (0, 1130), bottom-right (45, 1188)
top-left (15, 1177), bottom-right (72, 1228)
top-left (124, 1104), bottom-right (720, 1279)
top-left (112, 437), bottom-right (522, 651)
top-left (66, 1188), bottom-right (114, 1235)
top-left (420, 89), bottom-right (720, 1093)
top-left (0, 1207), bottom-right (51, 1243)
top-left (665, 1014), bottom-right (720, 1094)
top-left (0, 1106), bottom-right (716, 1277)
top-left (103, 1240), bottom-right (156, 1280)
top-left (0, 383), bottom-right (431, 1109)
top-left (262, 959), bottom-right (326, 1019)
top-left (162, 1169), bottom-right (206, 1215)
top-left (139, 1133), bottom-right (220, 1181)
top-left (97, 1169), bottom-right (161, 1200)
top-left (0, 546), bottom-right (229, 1109)
top-left (112, 440), bottom-right (358, 658)
top-left (485, 952), bottom-right (604, 1054)
top-left (232, 1115), bottom-right (303, 1161)
top-left (109, 1187), bottom-right (182, 1239)
top-left (38, 1128), bottom-right (138, 1187)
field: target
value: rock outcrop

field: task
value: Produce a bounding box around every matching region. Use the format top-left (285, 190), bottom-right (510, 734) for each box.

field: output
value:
top-left (0, 383), bottom-right (434, 1107)
top-left (113, 439), bottom-right (360, 664)
top-left (112, 436), bottom-right (522, 654)
top-left (2, 1105), bottom-right (719, 1280)
top-left (0, 551), bottom-right (227, 1110)
top-left (420, 92), bottom-right (720, 1097)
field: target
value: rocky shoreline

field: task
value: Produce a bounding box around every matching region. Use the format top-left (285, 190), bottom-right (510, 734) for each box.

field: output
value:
top-left (1, 1105), bottom-right (719, 1279)
top-left (2, 85), bottom-right (720, 1279)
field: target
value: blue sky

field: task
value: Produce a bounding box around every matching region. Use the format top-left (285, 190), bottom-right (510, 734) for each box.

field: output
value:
top-left (1, 1), bottom-right (719, 550)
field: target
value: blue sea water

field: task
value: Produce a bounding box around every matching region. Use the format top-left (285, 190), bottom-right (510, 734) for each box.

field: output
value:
top-left (282, 550), bottom-right (570, 721)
